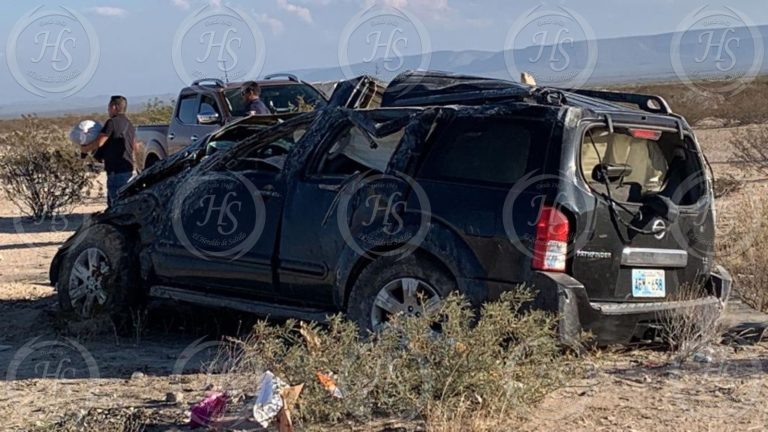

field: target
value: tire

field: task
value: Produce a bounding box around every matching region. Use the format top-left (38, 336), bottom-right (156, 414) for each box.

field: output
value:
top-left (144, 153), bottom-right (160, 170)
top-left (57, 224), bottom-right (139, 325)
top-left (346, 254), bottom-right (457, 333)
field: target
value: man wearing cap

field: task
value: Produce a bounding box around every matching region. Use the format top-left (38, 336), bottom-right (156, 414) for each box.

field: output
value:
top-left (82, 95), bottom-right (135, 206)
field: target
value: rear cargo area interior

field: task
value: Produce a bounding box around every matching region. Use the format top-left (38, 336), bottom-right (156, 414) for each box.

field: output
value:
top-left (581, 128), bottom-right (706, 206)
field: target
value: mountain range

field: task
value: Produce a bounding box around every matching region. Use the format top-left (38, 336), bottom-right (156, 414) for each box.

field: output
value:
top-left (2, 25), bottom-right (766, 118)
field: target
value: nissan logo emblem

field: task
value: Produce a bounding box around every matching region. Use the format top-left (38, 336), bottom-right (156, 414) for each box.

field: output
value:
top-left (652, 219), bottom-right (667, 240)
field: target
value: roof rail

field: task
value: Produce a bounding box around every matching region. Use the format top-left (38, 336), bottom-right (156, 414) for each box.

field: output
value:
top-left (563, 88), bottom-right (672, 115)
top-left (192, 78), bottom-right (225, 88)
top-left (264, 73), bottom-right (299, 83)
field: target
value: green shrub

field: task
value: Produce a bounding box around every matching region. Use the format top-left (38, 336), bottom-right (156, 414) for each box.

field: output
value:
top-left (218, 291), bottom-right (574, 429)
top-left (0, 115), bottom-right (95, 219)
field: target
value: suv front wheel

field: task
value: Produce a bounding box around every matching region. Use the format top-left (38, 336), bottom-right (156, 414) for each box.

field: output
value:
top-left (57, 224), bottom-right (138, 323)
top-left (346, 254), bottom-right (456, 333)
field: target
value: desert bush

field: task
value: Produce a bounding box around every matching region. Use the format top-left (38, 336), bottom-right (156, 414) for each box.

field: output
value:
top-left (0, 115), bottom-right (95, 219)
top-left (713, 172), bottom-right (744, 199)
top-left (214, 291), bottom-right (574, 430)
top-left (658, 283), bottom-right (724, 365)
top-left (131, 98), bottom-right (174, 125)
top-left (730, 125), bottom-right (768, 175)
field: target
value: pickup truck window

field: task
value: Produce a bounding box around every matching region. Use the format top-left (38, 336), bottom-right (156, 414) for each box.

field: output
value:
top-left (200, 95), bottom-right (220, 116)
top-left (224, 84), bottom-right (326, 116)
top-left (177, 95), bottom-right (198, 124)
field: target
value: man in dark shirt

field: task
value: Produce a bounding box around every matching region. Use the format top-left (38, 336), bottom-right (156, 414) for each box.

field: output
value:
top-left (241, 81), bottom-right (270, 115)
top-left (82, 95), bottom-right (135, 206)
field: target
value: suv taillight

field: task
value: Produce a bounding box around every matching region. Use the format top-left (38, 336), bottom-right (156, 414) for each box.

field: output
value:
top-left (532, 206), bottom-right (570, 272)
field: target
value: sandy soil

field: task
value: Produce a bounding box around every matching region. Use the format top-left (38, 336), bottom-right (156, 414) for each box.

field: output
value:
top-left (0, 126), bottom-right (767, 431)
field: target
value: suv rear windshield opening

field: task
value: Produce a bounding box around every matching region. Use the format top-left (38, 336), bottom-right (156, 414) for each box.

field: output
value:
top-left (581, 127), bottom-right (706, 206)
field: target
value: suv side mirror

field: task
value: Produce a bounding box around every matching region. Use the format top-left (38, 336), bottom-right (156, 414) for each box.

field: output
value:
top-left (197, 111), bottom-right (220, 125)
top-left (592, 163), bottom-right (633, 183)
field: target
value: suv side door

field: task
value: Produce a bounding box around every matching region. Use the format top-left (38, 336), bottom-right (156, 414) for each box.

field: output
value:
top-left (414, 111), bottom-right (553, 284)
top-left (152, 117), bottom-right (313, 301)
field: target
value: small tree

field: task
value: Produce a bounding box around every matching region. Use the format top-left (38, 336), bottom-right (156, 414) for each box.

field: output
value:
top-left (0, 115), bottom-right (95, 219)
top-left (132, 97), bottom-right (174, 125)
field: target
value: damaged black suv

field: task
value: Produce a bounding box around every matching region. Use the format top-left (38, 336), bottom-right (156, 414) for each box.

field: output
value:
top-left (50, 72), bottom-right (731, 345)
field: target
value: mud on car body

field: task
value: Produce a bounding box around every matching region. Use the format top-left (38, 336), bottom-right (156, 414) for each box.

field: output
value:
top-left (50, 71), bottom-right (730, 345)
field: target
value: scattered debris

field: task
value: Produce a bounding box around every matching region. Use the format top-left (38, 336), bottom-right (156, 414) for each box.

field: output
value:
top-left (520, 72), bottom-right (537, 86)
top-left (693, 352), bottom-right (714, 364)
top-left (252, 371), bottom-right (287, 428)
top-left (299, 322), bottom-right (322, 354)
top-left (189, 391), bottom-right (228, 429)
top-left (251, 371), bottom-right (304, 432)
top-left (316, 372), bottom-right (344, 399)
top-left (165, 392), bottom-right (184, 404)
top-left (277, 384), bottom-right (304, 432)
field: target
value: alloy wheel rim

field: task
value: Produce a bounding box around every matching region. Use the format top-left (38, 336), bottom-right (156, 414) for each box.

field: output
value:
top-left (68, 248), bottom-right (110, 318)
top-left (371, 277), bottom-right (441, 330)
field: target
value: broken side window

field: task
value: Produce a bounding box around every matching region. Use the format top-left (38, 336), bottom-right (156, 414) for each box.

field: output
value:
top-left (313, 124), bottom-right (404, 177)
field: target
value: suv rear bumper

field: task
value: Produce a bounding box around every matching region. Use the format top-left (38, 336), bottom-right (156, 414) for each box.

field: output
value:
top-left (533, 266), bottom-right (732, 346)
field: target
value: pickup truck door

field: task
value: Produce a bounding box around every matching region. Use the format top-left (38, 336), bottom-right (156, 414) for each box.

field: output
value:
top-left (167, 92), bottom-right (222, 155)
top-left (151, 119), bottom-right (311, 301)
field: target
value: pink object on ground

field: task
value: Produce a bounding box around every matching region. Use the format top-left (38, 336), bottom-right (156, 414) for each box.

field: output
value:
top-left (189, 391), bottom-right (229, 429)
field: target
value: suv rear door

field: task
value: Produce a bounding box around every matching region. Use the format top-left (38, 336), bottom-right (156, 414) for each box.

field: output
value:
top-left (571, 121), bottom-right (713, 302)
top-left (414, 108), bottom-right (555, 285)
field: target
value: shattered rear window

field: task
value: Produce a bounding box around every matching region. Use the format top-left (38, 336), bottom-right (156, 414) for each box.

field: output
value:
top-left (581, 127), bottom-right (705, 205)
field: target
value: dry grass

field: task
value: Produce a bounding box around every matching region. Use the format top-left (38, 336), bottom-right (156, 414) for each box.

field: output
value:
top-left (717, 192), bottom-right (768, 313)
top-left (612, 76), bottom-right (768, 126)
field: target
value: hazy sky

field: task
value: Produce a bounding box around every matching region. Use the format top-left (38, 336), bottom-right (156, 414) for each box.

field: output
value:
top-left (2, 0), bottom-right (768, 104)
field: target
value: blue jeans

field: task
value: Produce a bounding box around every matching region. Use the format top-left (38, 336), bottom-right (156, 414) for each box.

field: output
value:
top-left (107, 172), bottom-right (132, 206)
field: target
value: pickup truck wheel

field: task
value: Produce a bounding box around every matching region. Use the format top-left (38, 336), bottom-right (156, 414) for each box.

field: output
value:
top-left (346, 254), bottom-right (456, 333)
top-left (144, 153), bottom-right (160, 169)
top-left (57, 224), bottom-right (139, 325)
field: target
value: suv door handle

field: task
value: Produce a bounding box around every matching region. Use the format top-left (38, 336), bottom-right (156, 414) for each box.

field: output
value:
top-left (259, 184), bottom-right (281, 198)
top-left (191, 135), bottom-right (199, 142)
top-left (318, 183), bottom-right (341, 192)
top-left (168, 133), bottom-right (175, 140)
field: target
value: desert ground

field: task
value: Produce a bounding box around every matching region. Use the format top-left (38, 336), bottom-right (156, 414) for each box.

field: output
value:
top-left (1, 124), bottom-right (768, 431)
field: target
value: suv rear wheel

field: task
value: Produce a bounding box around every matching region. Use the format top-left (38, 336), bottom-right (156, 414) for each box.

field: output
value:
top-left (346, 254), bottom-right (456, 333)
top-left (57, 224), bottom-right (139, 323)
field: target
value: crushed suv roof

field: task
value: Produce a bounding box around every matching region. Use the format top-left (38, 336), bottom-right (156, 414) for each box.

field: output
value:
top-left (382, 70), bottom-right (674, 118)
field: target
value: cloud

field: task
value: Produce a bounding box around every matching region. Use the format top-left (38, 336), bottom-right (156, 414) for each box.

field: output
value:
top-left (365, 0), bottom-right (450, 13)
top-left (254, 13), bottom-right (286, 35)
top-left (89, 6), bottom-right (127, 17)
top-left (170, 0), bottom-right (190, 10)
top-left (277, 0), bottom-right (313, 23)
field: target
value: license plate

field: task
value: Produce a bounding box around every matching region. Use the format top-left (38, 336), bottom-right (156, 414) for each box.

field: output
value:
top-left (632, 269), bottom-right (666, 298)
